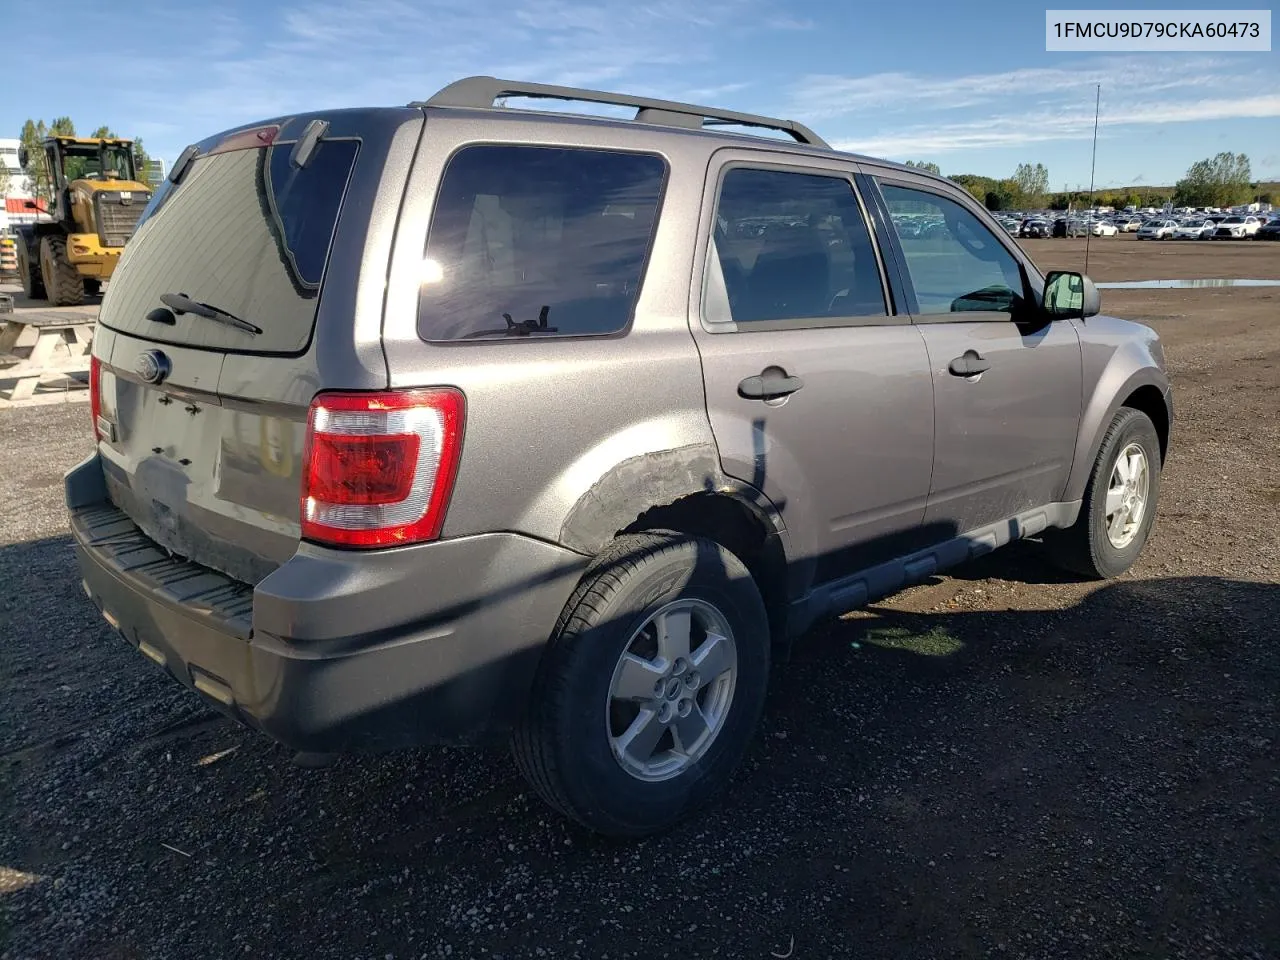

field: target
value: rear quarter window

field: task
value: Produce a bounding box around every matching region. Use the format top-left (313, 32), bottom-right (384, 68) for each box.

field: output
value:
top-left (100, 138), bottom-right (359, 354)
top-left (417, 145), bottom-right (667, 341)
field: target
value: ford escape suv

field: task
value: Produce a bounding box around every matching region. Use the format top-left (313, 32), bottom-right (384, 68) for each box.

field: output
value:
top-left (66, 77), bottom-right (1172, 837)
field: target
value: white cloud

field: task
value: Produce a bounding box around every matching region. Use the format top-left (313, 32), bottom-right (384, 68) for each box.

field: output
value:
top-left (788, 58), bottom-right (1239, 120)
top-left (833, 94), bottom-right (1280, 156)
top-left (766, 16), bottom-right (815, 30)
top-left (784, 56), bottom-right (1278, 165)
top-left (120, 0), bottom-right (779, 159)
top-left (28, 0), bottom-right (1276, 186)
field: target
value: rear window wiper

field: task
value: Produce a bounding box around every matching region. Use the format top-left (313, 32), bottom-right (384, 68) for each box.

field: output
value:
top-left (160, 292), bottom-right (262, 335)
top-left (462, 306), bottom-right (559, 339)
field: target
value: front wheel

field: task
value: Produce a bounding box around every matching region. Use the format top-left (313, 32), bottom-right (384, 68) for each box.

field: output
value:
top-left (512, 533), bottom-right (770, 836)
top-left (39, 236), bottom-right (85, 307)
top-left (1046, 407), bottom-right (1162, 579)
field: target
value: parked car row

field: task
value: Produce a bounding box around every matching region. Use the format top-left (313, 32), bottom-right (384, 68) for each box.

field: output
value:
top-left (999, 209), bottom-right (1277, 242)
top-left (1137, 214), bottom-right (1277, 240)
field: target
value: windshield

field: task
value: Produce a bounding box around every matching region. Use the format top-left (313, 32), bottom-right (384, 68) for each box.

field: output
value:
top-left (1222, 217), bottom-right (1243, 224)
top-left (62, 143), bottom-right (136, 182)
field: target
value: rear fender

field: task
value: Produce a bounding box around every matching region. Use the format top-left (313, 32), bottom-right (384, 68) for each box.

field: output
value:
top-left (555, 440), bottom-right (787, 558)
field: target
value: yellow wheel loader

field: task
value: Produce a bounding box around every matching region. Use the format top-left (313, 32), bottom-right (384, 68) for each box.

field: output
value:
top-left (15, 137), bottom-right (152, 306)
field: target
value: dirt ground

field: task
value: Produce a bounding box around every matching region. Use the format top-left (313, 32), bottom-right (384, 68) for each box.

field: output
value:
top-left (1, 236), bottom-right (1277, 960)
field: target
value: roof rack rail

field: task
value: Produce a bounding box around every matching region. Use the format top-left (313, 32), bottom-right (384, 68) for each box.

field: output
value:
top-left (415, 76), bottom-right (829, 149)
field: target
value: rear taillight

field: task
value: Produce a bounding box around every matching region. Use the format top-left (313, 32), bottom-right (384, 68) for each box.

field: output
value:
top-left (301, 389), bottom-right (465, 548)
top-left (89, 355), bottom-right (103, 441)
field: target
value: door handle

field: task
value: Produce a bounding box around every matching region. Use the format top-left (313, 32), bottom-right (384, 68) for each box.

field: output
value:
top-left (738, 369), bottom-right (805, 400)
top-left (948, 350), bottom-right (991, 377)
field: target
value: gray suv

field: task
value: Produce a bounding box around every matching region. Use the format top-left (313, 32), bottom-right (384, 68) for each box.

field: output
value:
top-left (65, 77), bottom-right (1172, 836)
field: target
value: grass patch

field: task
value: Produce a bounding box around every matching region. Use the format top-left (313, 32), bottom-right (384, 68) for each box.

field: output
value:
top-left (860, 624), bottom-right (964, 657)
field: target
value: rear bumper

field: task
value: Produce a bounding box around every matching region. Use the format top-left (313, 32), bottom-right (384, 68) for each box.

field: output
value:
top-left (66, 453), bottom-right (588, 751)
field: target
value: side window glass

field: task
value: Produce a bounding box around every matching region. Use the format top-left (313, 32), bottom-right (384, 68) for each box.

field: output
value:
top-left (706, 168), bottom-right (886, 324)
top-left (418, 145), bottom-right (666, 341)
top-left (880, 183), bottom-right (1026, 316)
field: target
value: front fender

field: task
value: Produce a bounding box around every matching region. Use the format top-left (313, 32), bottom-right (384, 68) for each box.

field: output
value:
top-left (1064, 317), bottom-right (1171, 502)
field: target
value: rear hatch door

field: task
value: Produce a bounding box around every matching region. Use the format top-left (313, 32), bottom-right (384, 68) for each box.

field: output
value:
top-left (94, 111), bottom-right (416, 584)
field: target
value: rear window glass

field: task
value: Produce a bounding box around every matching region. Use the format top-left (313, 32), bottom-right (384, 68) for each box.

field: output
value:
top-left (100, 138), bottom-right (358, 354)
top-left (417, 145), bottom-right (666, 341)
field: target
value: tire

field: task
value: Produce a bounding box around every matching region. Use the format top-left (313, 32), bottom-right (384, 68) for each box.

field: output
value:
top-left (1046, 407), bottom-right (1162, 579)
top-left (16, 237), bottom-right (45, 300)
top-left (39, 236), bottom-right (85, 307)
top-left (512, 532), bottom-right (770, 837)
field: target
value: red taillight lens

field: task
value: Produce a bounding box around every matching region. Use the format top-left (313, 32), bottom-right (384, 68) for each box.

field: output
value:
top-left (306, 433), bottom-right (421, 506)
top-left (89, 355), bottom-right (103, 441)
top-left (301, 389), bottom-right (465, 548)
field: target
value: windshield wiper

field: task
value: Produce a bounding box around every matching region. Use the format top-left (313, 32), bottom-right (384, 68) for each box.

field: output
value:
top-left (160, 292), bottom-right (262, 335)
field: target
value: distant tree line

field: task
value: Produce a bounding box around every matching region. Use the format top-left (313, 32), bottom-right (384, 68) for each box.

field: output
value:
top-left (1172, 152), bottom-right (1253, 207)
top-left (17, 118), bottom-right (155, 204)
top-left (902, 152), bottom-right (1270, 211)
top-left (904, 161), bottom-right (1050, 210)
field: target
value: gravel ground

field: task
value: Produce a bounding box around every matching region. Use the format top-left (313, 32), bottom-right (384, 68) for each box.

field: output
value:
top-left (2, 238), bottom-right (1278, 959)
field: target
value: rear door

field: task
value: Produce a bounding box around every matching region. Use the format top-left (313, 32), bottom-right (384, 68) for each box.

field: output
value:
top-left (690, 151), bottom-right (935, 586)
top-left (92, 111), bottom-right (417, 584)
top-left (869, 175), bottom-right (1082, 534)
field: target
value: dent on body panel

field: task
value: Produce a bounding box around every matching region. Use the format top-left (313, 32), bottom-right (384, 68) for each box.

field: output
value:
top-left (558, 443), bottom-right (726, 554)
top-left (543, 411), bottom-right (735, 554)
top-left (706, 404), bottom-right (821, 558)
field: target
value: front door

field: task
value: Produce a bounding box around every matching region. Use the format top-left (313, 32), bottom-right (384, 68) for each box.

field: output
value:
top-left (874, 178), bottom-right (1083, 535)
top-left (691, 155), bottom-right (936, 587)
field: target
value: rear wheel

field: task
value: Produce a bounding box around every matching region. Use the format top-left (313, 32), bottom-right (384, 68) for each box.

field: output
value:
top-left (512, 533), bottom-right (770, 836)
top-left (39, 236), bottom-right (85, 307)
top-left (16, 238), bottom-right (45, 300)
top-left (1046, 407), bottom-right (1162, 579)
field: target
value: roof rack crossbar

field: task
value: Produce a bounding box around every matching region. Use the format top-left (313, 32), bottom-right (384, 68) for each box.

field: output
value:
top-left (416, 76), bottom-right (829, 148)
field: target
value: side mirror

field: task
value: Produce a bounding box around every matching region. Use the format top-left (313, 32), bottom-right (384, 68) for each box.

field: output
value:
top-left (1043, 270), bottom-right (1101, 319)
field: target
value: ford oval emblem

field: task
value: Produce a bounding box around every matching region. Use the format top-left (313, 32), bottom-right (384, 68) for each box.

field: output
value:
top-left (135, 350), bottom-right (171, 385)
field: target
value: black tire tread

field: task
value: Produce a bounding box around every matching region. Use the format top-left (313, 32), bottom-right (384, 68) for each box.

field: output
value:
top-left (511, 532), bottom-right (686, 827)
top-left (42, 236), bottom-right (85, 307)
top-left (512, 531), bottom-right (763, 836)
top-left (1047, 406), bottom-right (1160, 578)
top-left (17, 239), bottom-right (45, 300)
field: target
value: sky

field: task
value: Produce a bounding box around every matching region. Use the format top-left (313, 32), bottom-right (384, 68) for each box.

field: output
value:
top-left (4, 0), bottom-right (1278, 188)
